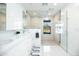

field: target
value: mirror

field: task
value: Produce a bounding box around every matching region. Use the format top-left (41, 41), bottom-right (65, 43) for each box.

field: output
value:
top-left (0, 3), bottom-right (6, 31)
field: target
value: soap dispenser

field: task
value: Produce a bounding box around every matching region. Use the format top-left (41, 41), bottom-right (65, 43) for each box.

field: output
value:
top-left (35, 32), bottom-right (39, 38)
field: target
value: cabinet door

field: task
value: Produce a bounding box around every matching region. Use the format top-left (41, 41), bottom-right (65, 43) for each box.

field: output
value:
top-left (5, 39), bottom-right (31, 56)
top-left (0, 3), bottom-right (6, 31)
top-left (6, 4), bottom-right (23, 30)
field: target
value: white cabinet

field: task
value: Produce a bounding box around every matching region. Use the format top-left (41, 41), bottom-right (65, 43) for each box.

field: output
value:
top-left (67, 5), bottom-right (79, 55)
top-left (0, 3), bottom-right (23, 31)
top-left (4, 34), bottom-right (32, 56)
top-left (29, 29), bottom-right (41, 56)
top-left (2, 29), bottom-right (41, 56)
top-left (6, 40), bottom-right (30, 56)
top-left (6, 3), bottom-right (23, 30)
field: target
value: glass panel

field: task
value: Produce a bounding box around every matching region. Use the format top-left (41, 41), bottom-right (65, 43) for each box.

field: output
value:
top-left (60, 8), bottom-right (68, 54)
top-left (0, 3), bottom-right (6, 31)
top-left (54, 10), bottom-right (68, 55)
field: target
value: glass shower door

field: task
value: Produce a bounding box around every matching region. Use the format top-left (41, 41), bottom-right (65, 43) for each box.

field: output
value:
top-left (60, 8), bottom-right (68, 54)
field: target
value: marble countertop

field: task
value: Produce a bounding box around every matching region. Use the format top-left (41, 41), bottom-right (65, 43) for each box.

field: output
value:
top-left (0, 29), bottom-right (41, 56)
top-left (0, 31), bottom-right (32, 55)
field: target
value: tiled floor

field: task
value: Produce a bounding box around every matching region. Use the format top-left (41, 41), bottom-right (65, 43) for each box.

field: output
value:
top-left (42, 39), bottom-right (70, 56)
top-left (42, 39), bottom-right (59, 46)
top-left (42, 45), bottom-right (69, 56)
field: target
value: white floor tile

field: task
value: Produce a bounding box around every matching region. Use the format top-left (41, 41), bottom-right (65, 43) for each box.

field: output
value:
top-left (43, 45), bottom-right (69, 56)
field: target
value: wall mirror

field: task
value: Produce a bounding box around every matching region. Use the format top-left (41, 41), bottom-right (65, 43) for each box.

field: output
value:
top-left (43, 20), bottom-right (51, 34)
top-left (0, 3), bottom-right (6, 31)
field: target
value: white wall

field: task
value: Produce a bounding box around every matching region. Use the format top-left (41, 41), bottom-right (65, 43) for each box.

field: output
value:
top-left (61, 4), bottom-right (79, 55)
top-left (30, 17), bottom-right (42, 29)
top-left (67, 5), bottom-right (79, 55)
top-left (6, 3), bottom-right (23, 30)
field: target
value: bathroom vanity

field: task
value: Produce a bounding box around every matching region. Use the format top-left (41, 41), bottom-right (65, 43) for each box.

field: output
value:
top-left (0, 3), bottom-right (41, 56)
top-left (0, 29), bottom-right (41, 56)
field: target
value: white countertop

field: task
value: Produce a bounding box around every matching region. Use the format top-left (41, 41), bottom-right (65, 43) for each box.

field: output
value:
top-left (0, 31), bottom-right (32, 56)
top-left (0, 29), bottom-right (41, 56)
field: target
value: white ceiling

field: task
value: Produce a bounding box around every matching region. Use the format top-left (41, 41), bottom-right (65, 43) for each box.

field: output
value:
top-left (21, 3), bottom-right (70, 17)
